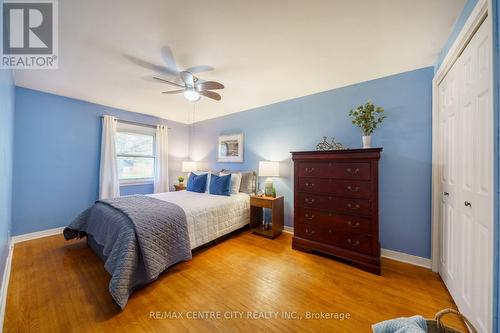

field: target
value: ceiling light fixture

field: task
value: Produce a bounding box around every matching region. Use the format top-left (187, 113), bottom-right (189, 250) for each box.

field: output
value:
top-left (183, 87), bottom-right (200, 102)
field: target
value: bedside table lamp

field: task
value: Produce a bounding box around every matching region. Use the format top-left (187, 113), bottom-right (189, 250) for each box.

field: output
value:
top-left (258, 161), bottom-right (279, 197)
top-left (181, 161), bottom-right (198, 173)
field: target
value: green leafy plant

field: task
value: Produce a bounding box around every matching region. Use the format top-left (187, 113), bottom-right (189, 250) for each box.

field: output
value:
top-left (178, 176), bottom-right (185, 183)
top-left (349, 100), bottom-right (386, 135)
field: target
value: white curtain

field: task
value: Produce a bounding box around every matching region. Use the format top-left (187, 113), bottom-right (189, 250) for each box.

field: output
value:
top-left (154, 124), bottom-right (169, 193)
top-left (99, 115), bottom-right (120, 199)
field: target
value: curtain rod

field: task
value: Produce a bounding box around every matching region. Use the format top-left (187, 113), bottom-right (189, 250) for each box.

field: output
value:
top-left (98, 116), bottom-right (171, 129)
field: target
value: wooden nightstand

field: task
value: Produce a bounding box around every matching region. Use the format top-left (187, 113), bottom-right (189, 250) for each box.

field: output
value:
top-left (174, 184), bottom-right (186, 191)
top-left (250, 195), bottom-right (284, 238)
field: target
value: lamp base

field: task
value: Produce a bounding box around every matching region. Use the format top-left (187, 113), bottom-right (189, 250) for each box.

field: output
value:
top-left (264, 178), bottom-right (275, 197)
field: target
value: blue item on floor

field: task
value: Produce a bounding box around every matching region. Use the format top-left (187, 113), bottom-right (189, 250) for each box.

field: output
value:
top-left (372, 315), bottom-right (427, 333)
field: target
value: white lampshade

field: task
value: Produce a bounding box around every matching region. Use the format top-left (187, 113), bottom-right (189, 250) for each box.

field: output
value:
top-left (258, 161), bottom-right (279, 177)
top-left (182, 161), bottom-right (198, 173)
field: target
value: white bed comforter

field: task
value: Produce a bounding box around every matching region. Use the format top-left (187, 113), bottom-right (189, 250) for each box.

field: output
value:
top-left (148, 191), bottom-right (250, 249)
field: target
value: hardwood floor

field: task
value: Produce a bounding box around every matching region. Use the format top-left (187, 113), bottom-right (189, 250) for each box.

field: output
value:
top-left (4, 231), bottom-right (465, 332)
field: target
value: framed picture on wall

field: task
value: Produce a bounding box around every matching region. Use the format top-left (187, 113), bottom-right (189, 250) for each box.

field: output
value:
top-left (218, 133), bottom-right (244, 163)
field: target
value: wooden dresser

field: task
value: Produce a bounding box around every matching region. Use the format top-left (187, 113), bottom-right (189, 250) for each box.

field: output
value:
top-left (291, 148), bottom-right (382, 274)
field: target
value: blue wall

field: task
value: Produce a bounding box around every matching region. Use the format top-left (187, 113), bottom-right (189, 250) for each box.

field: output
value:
top-left (190, 67), bottom-right (433, 258)
top-left (434, 0), bottom-right (478, 72)
top-left (11, 88), bottom-right (190, 235)
top-left (0, 68), bottom-right (14, 282)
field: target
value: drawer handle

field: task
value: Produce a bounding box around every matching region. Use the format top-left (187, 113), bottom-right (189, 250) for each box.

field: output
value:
top-left (347, 220), bottom-right (360, 228)
top-left (305, 167), bottom-right (315, 173)
top-left (346, 167), bottom-right (360, 174)
top-left (305, 228), bottom-right (315, 235)
top-left (305, 198), bottom-right (315, 204)
top-left (464, 201), bottom-right (472, 207)
top-left (347, 185), bottom-right (360, 192)
top-left (347, 238), bottom-right (360, 247)
top-left (305, 183), bottom-right (315, 188)
top-left (304, 213), bottom-right (315, 220)
top-left (347, 203), bottom-right (360, 210)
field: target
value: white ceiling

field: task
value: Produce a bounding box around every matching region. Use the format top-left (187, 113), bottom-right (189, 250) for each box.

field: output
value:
top-left (13, 0), bottom-right (466, 124)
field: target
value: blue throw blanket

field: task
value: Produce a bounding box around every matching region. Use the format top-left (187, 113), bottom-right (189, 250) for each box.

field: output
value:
top-left (64, 195), bottom-right (192, 309)
top-left (372, 315), bottom-right (427, 333)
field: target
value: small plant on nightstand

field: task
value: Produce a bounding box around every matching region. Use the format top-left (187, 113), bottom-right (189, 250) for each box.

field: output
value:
top-left (177, 176), bottom-right (185, 185)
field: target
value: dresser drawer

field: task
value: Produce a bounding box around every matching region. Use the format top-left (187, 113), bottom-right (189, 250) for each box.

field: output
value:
top-left (297, 208), bottom-right (372, 234)
top-left (331, 162), bottom-right (371, 180)
top-left (334, 214), bottom-right (372, 234)
top-left (338, 233), bottom-right (373, 255)
top-left (297, 177), bottom-right (330, 193)
top-left (296, 207), bottom-right (334, 225)
top-left (295, 222), bottom-right (331, 244)
top-left (298, 178), bottom-right (372, 198)
top-left (297, 162), bottom-right (330, 178)
top-left (331, 180), bottom-right (372, 198)
top-left (297, 193), bottom-right (332, 210)
top-left (331, 197), bottom-right (372, 216)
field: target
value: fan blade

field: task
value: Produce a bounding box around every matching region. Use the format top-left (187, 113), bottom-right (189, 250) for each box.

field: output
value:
top-left (180, 71), bottom-right (194, 86)
top-left (162, 90), bottom-right (184, 94)
top-left (160, 46), bottom-right (179, 72)
top-left (124, 54), bottom-right (178, 77)
top-left (199, 90), bottom-right (221, 101)
top-left (153, 76), bottom-right (184, 88)
top-left (185, 65), bottom-right (214, 74)
top-left (197, 81), bottom-right (224, 91)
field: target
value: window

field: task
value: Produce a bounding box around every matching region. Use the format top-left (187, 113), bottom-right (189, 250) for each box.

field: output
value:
top-left (116, 122), bottom-right (156, 184)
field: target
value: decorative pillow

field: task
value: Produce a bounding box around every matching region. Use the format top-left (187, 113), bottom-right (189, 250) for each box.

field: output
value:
top-left (186, 173), bottom-right (208, 193)
top-left (220, 172), bottom-right (242, 195)
top-left (209, 174), bottom-right (232, 196)
top-left (239, 171), bottom-right (255, 194)
top-left (191, 171), bottom-right (211, 193)
top-left (221, 169), bottom-right (255, 194)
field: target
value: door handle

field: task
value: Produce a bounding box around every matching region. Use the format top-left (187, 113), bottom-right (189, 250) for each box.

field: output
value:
top-left (464, 201), bottom-right (472, 207)
top-left (443, 192), bottom-right (449, 196)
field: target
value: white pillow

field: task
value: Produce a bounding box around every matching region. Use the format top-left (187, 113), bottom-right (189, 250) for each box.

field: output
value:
top-left (220, 172), bottom-right (242, 195)
top-left (190, 171), bottom-right (211, 193)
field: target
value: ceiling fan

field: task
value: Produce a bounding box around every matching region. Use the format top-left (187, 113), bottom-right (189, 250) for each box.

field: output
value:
top-left (153, 71), bottom-right (224, 102)
top-left (124, 46), bottom-right (224, 102)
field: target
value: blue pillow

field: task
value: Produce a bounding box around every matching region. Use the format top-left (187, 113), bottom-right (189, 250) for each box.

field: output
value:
top-left (186, 173), bottom-right (208, 193)
top-left (209, 173), bottom-right (231, 196)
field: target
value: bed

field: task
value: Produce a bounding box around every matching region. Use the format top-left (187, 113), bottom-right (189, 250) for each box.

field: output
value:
top-left (64, 170), bottom-right (255, 309)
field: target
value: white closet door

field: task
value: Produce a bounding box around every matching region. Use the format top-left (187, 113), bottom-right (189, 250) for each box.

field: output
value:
top-left (438, 18), bottom-right (492, 333)
top-left (438, 57), bottom-right (460, 296)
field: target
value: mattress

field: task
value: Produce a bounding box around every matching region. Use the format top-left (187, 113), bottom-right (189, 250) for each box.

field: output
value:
top-left (148, 190), bottom-right (250, 249)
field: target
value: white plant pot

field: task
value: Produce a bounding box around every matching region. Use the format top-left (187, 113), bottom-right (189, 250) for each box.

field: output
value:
top-left (362, 135), bottom-right (372, 149)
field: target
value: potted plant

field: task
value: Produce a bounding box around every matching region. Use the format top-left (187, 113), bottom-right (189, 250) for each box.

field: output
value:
top-left (349, 100), bottom-right (386, 148)
top-left (177, 176), bottom-right (185, 185)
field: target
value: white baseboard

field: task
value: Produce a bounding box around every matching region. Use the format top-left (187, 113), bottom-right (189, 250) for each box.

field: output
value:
top-left (284, 226), bottom-right (431, 269)
top-left (12, 227), bottom-right (65, 244)
top-left (0, 239), bottom-right (14, 331)
top-left (380, 249), bottom-right (431, 269)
